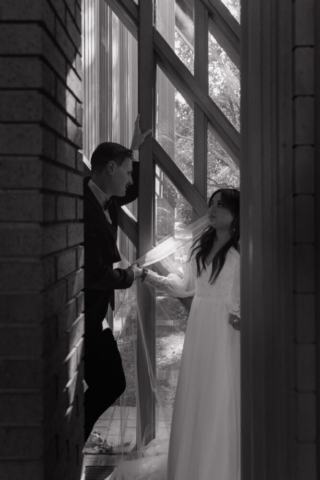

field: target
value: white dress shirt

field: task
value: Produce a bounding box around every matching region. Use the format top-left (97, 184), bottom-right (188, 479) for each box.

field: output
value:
top-left (88, 179), bottom-right (112, 223)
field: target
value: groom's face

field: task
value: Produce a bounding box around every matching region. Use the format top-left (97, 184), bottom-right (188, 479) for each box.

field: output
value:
top-left (109, 157), bottom-right (133, 197)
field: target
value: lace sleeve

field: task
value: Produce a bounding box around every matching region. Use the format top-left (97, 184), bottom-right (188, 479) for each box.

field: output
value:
top-left (143, 261), bottom-right (195, 298)
top-left (229, 256), bottom-right (240, 317)
top-left (143, 270), bottom-right (172, 289)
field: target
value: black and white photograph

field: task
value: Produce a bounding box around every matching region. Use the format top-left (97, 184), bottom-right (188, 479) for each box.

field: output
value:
top-left (0, 0), bottom-right (319, 479)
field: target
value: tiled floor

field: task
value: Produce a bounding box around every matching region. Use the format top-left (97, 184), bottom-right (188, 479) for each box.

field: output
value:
top-left (82, 405), bottom-right (172, 480)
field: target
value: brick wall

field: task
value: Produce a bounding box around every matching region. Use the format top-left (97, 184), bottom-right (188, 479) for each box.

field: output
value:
top-left (0, 1), bottom-right (84, 479)
top-left (293, 0), bottom-right (318, 478)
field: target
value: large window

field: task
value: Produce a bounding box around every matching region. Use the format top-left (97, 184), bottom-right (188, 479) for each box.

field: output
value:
top-left (83, 0), bottom-right (240, 447)
top-left (83, 0), bottom-right (138, 320)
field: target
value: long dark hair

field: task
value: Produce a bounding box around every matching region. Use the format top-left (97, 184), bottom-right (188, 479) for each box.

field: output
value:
top-left (190, 188), bottom-right (240, 284)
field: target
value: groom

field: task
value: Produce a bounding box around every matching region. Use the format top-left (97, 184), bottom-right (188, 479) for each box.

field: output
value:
top-left (84, 118), bottom-right (151, 440)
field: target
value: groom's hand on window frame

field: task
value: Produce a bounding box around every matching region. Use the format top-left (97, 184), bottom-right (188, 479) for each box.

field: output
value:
top-left (130, 114), bottom-right (152, 150)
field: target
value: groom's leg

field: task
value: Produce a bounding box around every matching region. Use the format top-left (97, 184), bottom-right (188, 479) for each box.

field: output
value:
top-left (84, 328), bottom-right (126, 441)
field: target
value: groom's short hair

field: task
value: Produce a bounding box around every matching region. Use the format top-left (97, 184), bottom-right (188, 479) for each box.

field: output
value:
top-left (91, 142), bottom-right (133, 171)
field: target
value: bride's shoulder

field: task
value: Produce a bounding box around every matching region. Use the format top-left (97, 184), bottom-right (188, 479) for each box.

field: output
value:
top-left (229, 246), bottom-right (240, 259)
top-left (227, 247), bottom-right (240, 271)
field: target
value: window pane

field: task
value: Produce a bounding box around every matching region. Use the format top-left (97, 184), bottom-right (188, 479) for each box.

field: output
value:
top-left (155, 167), bottom-right (193, 433)
top-left (156, 0), bottom-right (194, 74)
top-left (112, 229), bottom-right (138, 449)
top-left (111, 11), bottom-right (138, 146)
top-left (155, 291), bottom-right (188, 432)
top-left (221, 0), bottom-right (241, 23)
top-left (83, 0), bottom-right (100, 164)
top-left (207, 127), bottom-right (240, 198)
top-left (156, 66), bottom-right (194, 183)
top-left (208, 29), bottom-right (240, 132)
top-left (83, 3), bottom-right (138, 161)
top-left (155, 166), bottom-right (193, 244)
top-left (110, 11), bottom-right (138, 218)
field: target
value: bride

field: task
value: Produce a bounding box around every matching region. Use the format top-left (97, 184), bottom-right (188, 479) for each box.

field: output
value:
top-left (109, 187), bottom-right (240, 480)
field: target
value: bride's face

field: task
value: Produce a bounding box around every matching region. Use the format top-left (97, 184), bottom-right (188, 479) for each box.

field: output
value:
top-left (208, 193), bottom-right (234, 231)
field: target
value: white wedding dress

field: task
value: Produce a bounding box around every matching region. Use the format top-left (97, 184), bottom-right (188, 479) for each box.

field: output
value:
top-left (108, 247), bottom-right (240, 480)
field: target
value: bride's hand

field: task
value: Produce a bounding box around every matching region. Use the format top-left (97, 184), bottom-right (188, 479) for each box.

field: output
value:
top-left (141, 269), bottom-right (169, 288)
top-left (229, 313), bottom-right (240, 331)
top-left (131, 264), bottom-right (144, 280)
top-left (141, 268), bottom-right (149, 282)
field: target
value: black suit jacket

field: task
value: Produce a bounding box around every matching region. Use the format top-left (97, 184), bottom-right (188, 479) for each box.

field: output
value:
top-left (84, 162), bottom-right (139, 332)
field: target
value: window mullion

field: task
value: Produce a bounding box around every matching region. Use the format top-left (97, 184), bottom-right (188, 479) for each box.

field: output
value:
top-left (136, 0), bottom-right (156, 448)
top-left (194, 0), bottom-right (209, 206)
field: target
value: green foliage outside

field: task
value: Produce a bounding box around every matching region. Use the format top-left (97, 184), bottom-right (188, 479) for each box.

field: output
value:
top-left (157, 8), bottom-right (240, 235)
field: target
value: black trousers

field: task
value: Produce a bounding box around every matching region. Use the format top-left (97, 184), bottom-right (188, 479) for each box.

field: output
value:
top-left (84, 327), bottom-right (126, 441)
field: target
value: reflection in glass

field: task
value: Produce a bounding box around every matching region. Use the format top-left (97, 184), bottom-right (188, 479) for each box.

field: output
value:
top-left (156, 0), bottom-right (194, 73)
top-left (156, 66), bottom-right (194, 183)
top-left (221, 0), bottom-right (241, 23)
top-left (208, 31), bottom-right (240, 131)
top-left (207, 128), bottom-right (240, 199)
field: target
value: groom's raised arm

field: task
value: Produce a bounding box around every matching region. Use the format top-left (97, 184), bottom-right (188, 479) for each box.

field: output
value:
top-left (114, 114), bottom-right (152, 207)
